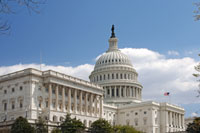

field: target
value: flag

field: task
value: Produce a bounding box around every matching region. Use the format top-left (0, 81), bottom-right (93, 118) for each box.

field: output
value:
top-left (164, 92), bottom-right (170, 96)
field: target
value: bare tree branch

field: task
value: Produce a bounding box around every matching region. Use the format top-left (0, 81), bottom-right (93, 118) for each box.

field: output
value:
top-left (0, 0), bottom-right (46, 34)
top-left (0, 19), bottom-right (10, 34)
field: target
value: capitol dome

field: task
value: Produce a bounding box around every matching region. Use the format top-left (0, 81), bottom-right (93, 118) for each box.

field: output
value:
top-left (94, 50), bottom-right (133, 70)
top-left (89, 25), bottom-right (142, 105)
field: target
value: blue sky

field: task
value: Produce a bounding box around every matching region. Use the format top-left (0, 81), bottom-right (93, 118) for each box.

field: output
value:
top-left (1, 0), bottom-right (200, 66)
top-left (1, 0), bottom-right (200, 117)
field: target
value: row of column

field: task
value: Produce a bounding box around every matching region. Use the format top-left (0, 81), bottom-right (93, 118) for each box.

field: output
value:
top-left (168, 111), bottom-right (184, 128)
top-left (104, 86), bottom-right (141, 99)
top-left (48, 83), bottom-right (103, 117)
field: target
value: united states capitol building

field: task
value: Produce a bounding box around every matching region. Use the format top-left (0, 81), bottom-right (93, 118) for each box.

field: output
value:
top-left (0, 26), bottom-right (185, 133)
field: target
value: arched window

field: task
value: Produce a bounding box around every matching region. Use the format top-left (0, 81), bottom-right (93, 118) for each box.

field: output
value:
top-left (100, 75), bottom-right (102, 81)
top-left (84, 120), bottom-right (87, 127)
top-left (89, 121), bottom-right (92, 127)
top-left (53, 116), bottom-right (57, 122)
top-left (60, 117), bottom-right (64, 122)
top-left (135, 119), bottom-right (138, 126)
top-left (126, 120), bottom-right (130, 126)
top-left (11, 101), bottom-right (15, 110)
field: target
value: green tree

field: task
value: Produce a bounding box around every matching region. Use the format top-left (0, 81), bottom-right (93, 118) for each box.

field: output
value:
top-left (11, 116), bottom-right (35, 133)
top-left (35, 117), bottom-right (48, 133)
top-left (51, 128), bottom-right (61, 133)
top-left (113, 125), bottom-right (141, 133)
top-left (88, 119), bottom-right (112, 133)
top-left (186, 117), bottom-right (200, 133)
top-left (60, 114), bottom-right (85, 133)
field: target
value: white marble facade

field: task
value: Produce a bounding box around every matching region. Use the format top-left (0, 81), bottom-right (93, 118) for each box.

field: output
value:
top-left (0, 69), bottom-right (103, 128)
top-left (0, 27), bottom-right (185, 133)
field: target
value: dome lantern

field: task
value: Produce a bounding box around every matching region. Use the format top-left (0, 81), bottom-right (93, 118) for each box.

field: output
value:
top-left (107, 25), bottom-right (119, 52)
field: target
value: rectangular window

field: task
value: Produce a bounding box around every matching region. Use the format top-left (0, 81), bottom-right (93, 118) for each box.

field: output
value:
top-left (4, 103), bottom-right (7, 111)
top-left (53, 102), bottom-right (55, 108)
top-left (52, 89), bottom-right (55, 94)
top-left (116, 74), bottom-right (118, 79)
top-left (12, 88), bottom-right (15, 92)
top-left (12, 102), bottom-right (15, 110)
top-left (112, 89), bottom-right (114, 97)
top-left (39, 103), bottom-right (41, 108)
top-left (46, 101), bottom-right (48, 108)
top-left (107, 89), bottom-right (110, 95)
top-left (4, 90), bottom-right (7, 94)
top-left (20, 86), bottom-right (23, 91)
top-left (20, 100), bottom-right (23, 108)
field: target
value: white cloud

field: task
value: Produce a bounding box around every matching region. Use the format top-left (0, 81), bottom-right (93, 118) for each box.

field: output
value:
top-left (191, 112), bottom-right (198, 117)
top-left (168, 50), bottom-right (179, 56)
top-left (121, 48), bottom-right (198, 104)
top-left (0, 48), bottom-right (199, 105)
top-left (0, 64), bottom-right (94, 81)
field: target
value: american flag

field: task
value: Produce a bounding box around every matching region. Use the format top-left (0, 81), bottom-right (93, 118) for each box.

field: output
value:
top-left (164, 92), bottom-right (170, 96)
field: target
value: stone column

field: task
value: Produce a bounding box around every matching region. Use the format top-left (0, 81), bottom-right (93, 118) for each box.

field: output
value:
top-left (74, 89), bottom-right (77, 113)
top-left (62, 87), bottom-right (65, 112)
top-left (131, 87), bottom-right (133, 97)
top-left (55, 85), bottom-right (59, 111)
top-left (174, 113), bottom-right (177, 127)
top-left (139, 89), bottom-right (141, 99)
top-left (100, 96), bottom-right (103, 118)
top-left (182, 114), bottom-right (184, 128)
top-left (173, 113), bottom-right (175, 127)
top-left (67, 88), bottom-right (71, 113)
top-left (119, 86), bottom-right (121, 98)
top-left (85, 93), bottom-right (88, 115)
top-left (90, 94), bottom-right (93, 115)
top-left (109, 87), bottom-right (112, 98)
top-left (48, 83), bottom-right (52, 110)
top-left (79, 90), bottom-right (82, 114)
top-left (94, 95), bottom-right (97, 116)
top-left (170, 111), bottom-right (172, 126)
top-left (115, 86), bottom-right (117, 98)
top-left (179, 114), bottom-right (181, 128)
top-left (124, 86), bottom-right (126, 97)
top-left (135, 87), bottom-right (137, 98)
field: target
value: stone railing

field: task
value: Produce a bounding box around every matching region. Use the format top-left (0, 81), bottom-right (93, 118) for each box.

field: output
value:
top-left (42, 70), bottom-right (102, 90)
top-left (0, 68), bottom-right (42, 81)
